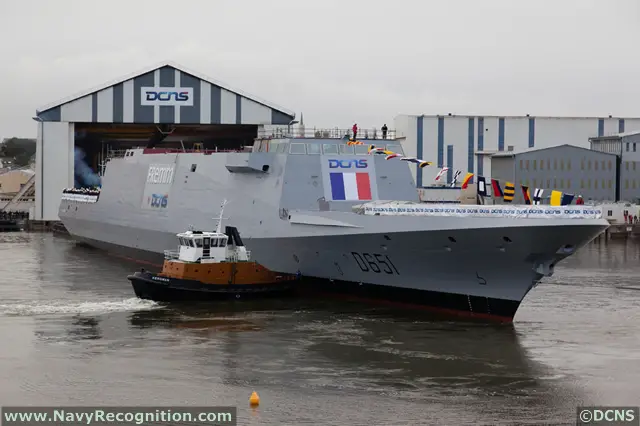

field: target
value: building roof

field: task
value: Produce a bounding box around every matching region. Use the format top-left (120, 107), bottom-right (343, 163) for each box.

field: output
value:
top-left (404, 114), bottom-right (640, 120)
top-left (490, 143), bottom-right (618, 158)
top-left (589, 129), bottom-right (640, 141)
top-left (36, 60), bottom-right (295, 118)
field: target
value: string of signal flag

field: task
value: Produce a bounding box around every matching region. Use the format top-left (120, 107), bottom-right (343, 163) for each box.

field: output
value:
top-left (364, 143), bottom-right (584, 206)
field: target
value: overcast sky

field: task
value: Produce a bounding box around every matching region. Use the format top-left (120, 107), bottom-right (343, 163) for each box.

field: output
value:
top-left (2, 0), bottom-right (639, 139)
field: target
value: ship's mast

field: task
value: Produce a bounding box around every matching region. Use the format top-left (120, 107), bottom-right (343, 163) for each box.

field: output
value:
top-left (215, 199), bottom-right (228, 234)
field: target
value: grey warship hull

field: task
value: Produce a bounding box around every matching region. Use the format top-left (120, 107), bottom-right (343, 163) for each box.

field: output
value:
top-left (59, 141), bottom-right (609, 321)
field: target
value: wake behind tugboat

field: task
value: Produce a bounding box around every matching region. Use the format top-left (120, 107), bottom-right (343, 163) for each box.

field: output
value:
top-left (128, 200), bottom-right (298, 302)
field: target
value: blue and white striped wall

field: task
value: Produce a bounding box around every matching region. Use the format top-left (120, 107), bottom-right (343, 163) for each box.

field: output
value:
top-left (36, 65), bottom-right (294, 125)
top-left (395, 115), bottom-right (640, 187)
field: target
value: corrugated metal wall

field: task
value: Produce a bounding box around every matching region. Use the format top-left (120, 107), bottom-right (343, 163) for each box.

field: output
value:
top-left (395, 115), bottom-right (640, 187)
top-left (37, 65), bottom-right (294, 126)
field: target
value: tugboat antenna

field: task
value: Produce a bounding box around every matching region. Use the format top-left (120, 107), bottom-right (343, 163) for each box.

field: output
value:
top-left (215, 199), bottom-right (228, 234)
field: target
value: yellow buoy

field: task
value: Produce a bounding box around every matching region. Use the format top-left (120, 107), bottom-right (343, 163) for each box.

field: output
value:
top-left (249, 391), bottom-right (260, 406)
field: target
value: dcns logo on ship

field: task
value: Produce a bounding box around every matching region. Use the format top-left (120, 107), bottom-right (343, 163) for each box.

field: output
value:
top-left (328, 159), bottom-right (368, 169)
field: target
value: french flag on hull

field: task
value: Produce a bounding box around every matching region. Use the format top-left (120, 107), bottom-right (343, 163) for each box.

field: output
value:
top-left (329, 172), bottom-right (372, 201)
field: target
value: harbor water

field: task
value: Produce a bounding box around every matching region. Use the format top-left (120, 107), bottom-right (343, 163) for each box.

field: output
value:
top-left (0, 232), bottom-right (639, 425)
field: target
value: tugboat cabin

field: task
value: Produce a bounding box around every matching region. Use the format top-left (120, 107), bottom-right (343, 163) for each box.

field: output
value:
top-left (170, 229), bottom-right (250, 264)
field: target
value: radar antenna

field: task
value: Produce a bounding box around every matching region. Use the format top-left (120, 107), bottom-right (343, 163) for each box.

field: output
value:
top-left (215, 199), bottom-right (229, 234)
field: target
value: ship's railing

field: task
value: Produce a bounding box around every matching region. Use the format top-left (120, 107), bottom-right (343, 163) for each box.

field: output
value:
top-left (257, 127), bottom-right (396, 140)
top-left (227, 251), bottom-right (251, 262)
top-left (164, 250), bottom-right (180, 260)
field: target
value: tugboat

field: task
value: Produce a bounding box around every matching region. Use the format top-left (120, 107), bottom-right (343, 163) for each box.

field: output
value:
top-left (127, 200), bottom-right (298, 302)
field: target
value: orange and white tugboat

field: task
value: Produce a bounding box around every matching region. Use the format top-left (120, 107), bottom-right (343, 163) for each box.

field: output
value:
top-left (127, 200), bottom-right (298, 302)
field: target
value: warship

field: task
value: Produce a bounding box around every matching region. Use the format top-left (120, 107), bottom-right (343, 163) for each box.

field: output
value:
top-left (59, 137), bottom-right (608, 321)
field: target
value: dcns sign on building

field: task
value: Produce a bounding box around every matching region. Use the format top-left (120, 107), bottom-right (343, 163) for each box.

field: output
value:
top-left (140, 87), bottom-right (194, 107)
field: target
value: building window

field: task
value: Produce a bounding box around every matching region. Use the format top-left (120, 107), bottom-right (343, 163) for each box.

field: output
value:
top-left (581, 179), bottom-right (585, 189)
top-left (625, 179), bottom-right (629, 189)
top-left (553, 178), bottom-right (557, 188)
top-left (588, 160), bottom-right (592, 170)
top-left (533, 160), bottom-right (537, 170)
top-left (594, 161), bottom-right (598, 171)
top-left (554, 159), bottom-right (557, 170)
top-left (533, 178), bottom-right (537, 188)
top-left (626, 143), bottom-right (630, 151)
top-left (581, 159), bottom-right (585, 170)
top-left (547, 179), bottom-right (551, 188)
top-left (567, 179), bottom-right (571, 189)
top-left (602, 160), bottom-right (606, 170)
top-left (567, 160), bottom-right (571, 170)
top-left (508, 145), bottom-right (514, 151)
top-left (594, 180), bottom-right (598, 189)
top-left (525, 160), bottom-right (529, 170)
top-left (634, 143), bottom-right (637, 152)
top-left (602, 179), bottom-right (605, 190)
top-left (608, 180), bottom-right (612, 189)
top-left (520, 159), bottom-right (523, 169)
top-left (588, 179), bottom-right (592, 189)
top-left (634, 180), bottom-right (637, 190)
top-left (608, 160), bottom-right (612, 170)
top-left (625, 162), bottom-right (629, 171)
top-left (547, 159), bottom-right (551, 170)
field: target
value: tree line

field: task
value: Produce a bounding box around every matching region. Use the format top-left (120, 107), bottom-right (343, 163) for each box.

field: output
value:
top-left (0, 138), bottom-right (36, 167)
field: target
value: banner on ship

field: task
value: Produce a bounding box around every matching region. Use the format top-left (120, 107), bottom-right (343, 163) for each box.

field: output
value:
top-left (358, 202), bottom-right (602, 219)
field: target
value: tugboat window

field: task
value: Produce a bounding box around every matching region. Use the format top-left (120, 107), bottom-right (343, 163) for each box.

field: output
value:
top-left (289, 143), bottom-right (306, 154)
top-left (211, 239), bottom-right (218, 247)
top-left (220, 239), bottom-right (226, 247)
top-left (195, 238), bottom-right (203, 248)
top-left (190, 164), bottom-right (197, 172)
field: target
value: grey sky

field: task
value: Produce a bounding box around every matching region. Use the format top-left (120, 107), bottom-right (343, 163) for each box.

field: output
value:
top-left (2, 0), bottom-right (639, 139)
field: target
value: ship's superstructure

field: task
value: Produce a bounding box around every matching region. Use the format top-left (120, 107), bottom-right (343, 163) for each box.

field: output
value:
top-left (59, 137), bottom-right (609, 321)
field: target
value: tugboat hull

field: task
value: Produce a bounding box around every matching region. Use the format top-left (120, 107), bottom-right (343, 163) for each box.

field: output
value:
top-left (128, 270), bottom-right (296, 302)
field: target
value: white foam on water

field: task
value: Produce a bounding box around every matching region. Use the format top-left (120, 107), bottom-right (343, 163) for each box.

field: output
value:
top-left (0, 298), bottom-right (160, 316)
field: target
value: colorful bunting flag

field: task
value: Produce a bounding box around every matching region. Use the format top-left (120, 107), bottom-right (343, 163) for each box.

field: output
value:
top-left (434, 167), bottom-right (449, 182)
top-left (550, 190), bottom-right (563, 206)
top-left (533, 188), bottom-right (544, 205)
top-left (461, 173), bottom-right (474, 190)
top-left (355, 148), bottom-right (584, 206)
top-left (450, 170), bottom-right (461, 187)
top-left (561, 193), bottom-right (575, 206)
top-left (503, 182), bottom-right (515, 203)
top-left (521, 185), bottom-right (532, 205)
top-left (491, 179), bottom-right (503, 198)
top-left (477, 176), bottom-right (487, 196)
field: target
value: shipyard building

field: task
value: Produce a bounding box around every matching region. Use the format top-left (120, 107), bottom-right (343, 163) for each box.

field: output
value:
top-left (33, 61), bottom-right (297, 221)
top-left (589, 130), bottom-right (640, 203)
top-left (394, 114), bottom-right (640, 189)
top-left (489, 145), bottom-right (618, 204)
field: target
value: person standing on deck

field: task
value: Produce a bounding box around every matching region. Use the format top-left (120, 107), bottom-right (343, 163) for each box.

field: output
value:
top-left (381, 124), bottom-right (388, 139)
top-left (352, 123), bottom-right (358, 141)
